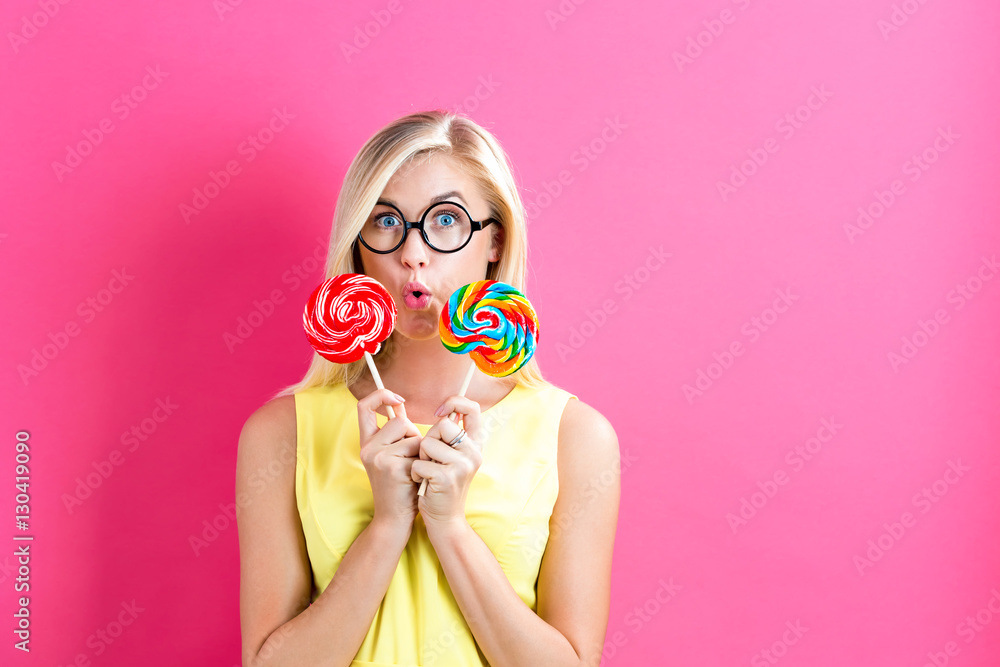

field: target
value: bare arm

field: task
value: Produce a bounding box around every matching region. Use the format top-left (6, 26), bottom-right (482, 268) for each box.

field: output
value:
top-left (422, 397), bottom-right (620, 667)
top-left (236, 396), bottom-right (413, 667)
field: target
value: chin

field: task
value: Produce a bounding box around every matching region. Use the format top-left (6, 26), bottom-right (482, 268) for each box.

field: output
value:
top-left (395, 318), bottom-right (438, 340)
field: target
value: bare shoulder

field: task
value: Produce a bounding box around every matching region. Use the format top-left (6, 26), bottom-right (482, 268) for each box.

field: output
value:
top-left (237, 395), bottom-right (297, 469)
top-left (557, 396), bottom-right (619, 464)
top-left (236, 394), bottom-right (312, 662)
top-left (536, 393), bottom-right (619, 662)
top-left (242, 394), bottom-right (296, 434)
top-left (555, 395), bottom-right (620, 494)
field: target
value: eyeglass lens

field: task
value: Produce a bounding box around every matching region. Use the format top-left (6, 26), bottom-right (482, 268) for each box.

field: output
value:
top-left (360, 202), bottom-right (473, 252)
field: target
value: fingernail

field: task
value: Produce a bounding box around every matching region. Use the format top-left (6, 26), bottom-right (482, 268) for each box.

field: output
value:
top-left (393, 393), bottom-right (405, 402)
top-left (434, 406), bottom-right (444, 416)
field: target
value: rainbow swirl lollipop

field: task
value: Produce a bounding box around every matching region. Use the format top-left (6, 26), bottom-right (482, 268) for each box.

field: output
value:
top-left (303, 274), bottom-right (396, 364)
top-left (439, 280), bottom-right (539, 377)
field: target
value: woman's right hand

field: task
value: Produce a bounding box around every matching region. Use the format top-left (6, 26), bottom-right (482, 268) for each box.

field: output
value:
top-left (357, 388), bottom-right (421, 535)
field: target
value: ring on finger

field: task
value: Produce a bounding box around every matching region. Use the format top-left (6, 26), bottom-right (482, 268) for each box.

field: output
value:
top-left (448, 429), bottom-right (467, 447)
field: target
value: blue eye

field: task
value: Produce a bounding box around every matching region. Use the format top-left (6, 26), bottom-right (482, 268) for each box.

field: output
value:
top-left (374, 213), bottom-right (400, 229)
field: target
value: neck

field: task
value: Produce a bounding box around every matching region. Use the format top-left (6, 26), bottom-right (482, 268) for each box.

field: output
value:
top-left (372, 333), bottom-right (500, 404)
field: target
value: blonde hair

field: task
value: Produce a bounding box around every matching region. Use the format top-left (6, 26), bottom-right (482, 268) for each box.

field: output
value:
top-left (272, 110), bottom-right (546, 400)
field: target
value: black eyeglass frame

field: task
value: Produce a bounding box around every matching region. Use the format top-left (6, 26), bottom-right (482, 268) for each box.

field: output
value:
top-left (355, 200), bottom-right (498, 255)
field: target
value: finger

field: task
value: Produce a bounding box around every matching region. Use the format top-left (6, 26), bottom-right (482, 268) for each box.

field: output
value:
top-left (434, 396), bottom-right (482, 440)
top-left (411, 458), bottom-right (443, 486)
top-left (357, 388), bottom-right (407, 444)
top-left (384, 435), bottom-right (421, 459)
top-left (426, 418), bottom-right (478, 456)
top-left (396, 409), bottom-right (421, 438)
top-left (419, 436), bottom-right (465, 466)
top-left (383, 399), bottom-right (420, 438)
top-left (368, 418), bottom-right (407, 447)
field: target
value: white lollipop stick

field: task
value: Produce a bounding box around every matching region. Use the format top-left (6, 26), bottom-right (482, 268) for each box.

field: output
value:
top-left (364, 350), bottom-right (395, 420)
top-left (448, 362), bottom-right (475, 422)
top-left (417, 361), bottom-right (475, 497)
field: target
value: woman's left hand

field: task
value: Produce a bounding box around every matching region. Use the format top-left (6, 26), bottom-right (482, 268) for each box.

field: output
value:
top-left (411, 396), bottom-right (485, 530)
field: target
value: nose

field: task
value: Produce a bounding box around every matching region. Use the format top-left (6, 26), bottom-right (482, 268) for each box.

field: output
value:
top-left (399, 225), bottom-right (429, 269)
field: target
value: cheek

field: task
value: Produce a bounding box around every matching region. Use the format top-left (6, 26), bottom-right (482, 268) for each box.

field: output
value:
top-left (357, 255), bottom-right (389, 283)
top-left (466, 237), bottom-right (494, 265)
top-left (452, 253), bottom-right (486, 281)
top-left (397, 314), bottom-right (438, 339)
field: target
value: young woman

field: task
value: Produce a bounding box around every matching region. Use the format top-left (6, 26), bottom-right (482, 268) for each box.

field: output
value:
top-left (236, 111), bottom-right (620, 667)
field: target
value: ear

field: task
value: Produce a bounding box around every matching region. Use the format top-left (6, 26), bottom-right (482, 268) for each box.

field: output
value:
top-left (488, 224), bottom-right (504, 263)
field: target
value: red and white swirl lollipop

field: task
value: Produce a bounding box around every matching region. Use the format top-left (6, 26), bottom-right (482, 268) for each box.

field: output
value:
top-left (303, 273), bottom-right (398, 416)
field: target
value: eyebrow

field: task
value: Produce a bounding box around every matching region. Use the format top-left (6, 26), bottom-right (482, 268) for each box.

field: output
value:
top-left (376, 191), bottom-right (467, 208)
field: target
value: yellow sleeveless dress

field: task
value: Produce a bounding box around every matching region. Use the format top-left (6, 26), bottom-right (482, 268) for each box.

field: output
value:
top-left (294, 380), bottom-right (577, 667)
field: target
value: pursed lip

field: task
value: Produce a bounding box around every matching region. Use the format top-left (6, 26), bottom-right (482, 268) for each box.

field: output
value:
top-left (402, 281), bottom-right (432, 299)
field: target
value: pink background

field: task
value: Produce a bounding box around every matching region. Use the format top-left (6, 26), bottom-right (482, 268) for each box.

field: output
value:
top-left (3, 0), bottom-right (999, 665)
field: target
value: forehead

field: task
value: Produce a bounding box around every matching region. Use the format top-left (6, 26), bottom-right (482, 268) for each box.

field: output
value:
top-left (380, 154), bottom-right (482, 206)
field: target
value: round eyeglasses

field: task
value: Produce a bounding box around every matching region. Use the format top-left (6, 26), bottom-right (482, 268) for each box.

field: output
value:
top-left (357, 200), bottom-right (498, 254)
